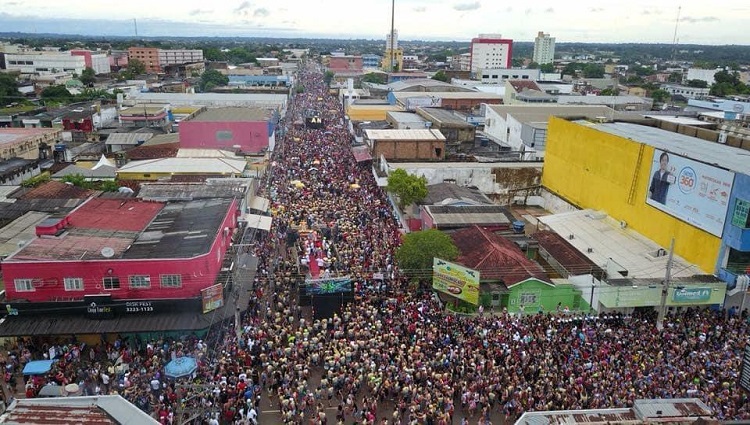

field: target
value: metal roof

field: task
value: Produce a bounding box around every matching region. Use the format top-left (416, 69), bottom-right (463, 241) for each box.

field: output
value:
top-left (124, 198), bottom-right (233, 259)
top-left (52, 164), bottom-right (116, 179)
top-left (417, 107), bottom-right (473, 127)
top-left (538, 209), bottom-right (703, 279)
top-left (117, 157), bottom-right (248, 174)
top-left (105, 132), bottom-right (154, 146)
top-left (423, 182), bottom-right (492, 206)
top-left (1, 395), bottom-right (159, 425)
top-left (364, 129), bottom-right (446, 141)
top-left (574, 120), bottom-right (750, 176)
top-left (0, 128), bottom-right (60, 145)
top-left (175, 148), bottom-right (239, 158)
top-left (137, 179), bottom-right (250, 201)
top-left (190, 107), bottom-right (272, 122)
top-left (488, 104), bottom-right (614, 123)
top-left (392, 91), bottom-right (503, 100)
top-left (425, 205), bottom-right (512, 229)
top-left (0, 211), bottom-right (49, 258)
top-left (386, 111), bottom-right (427, 124)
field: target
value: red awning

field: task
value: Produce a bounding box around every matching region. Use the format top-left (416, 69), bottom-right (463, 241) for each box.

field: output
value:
top-left (352, 147), bottom-right (373, 162)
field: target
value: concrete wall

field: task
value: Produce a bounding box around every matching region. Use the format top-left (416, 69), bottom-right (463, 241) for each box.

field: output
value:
top-left (542, 117), bottom-right (721, 273)
top-left (374, 140), bottom-right (445, 161)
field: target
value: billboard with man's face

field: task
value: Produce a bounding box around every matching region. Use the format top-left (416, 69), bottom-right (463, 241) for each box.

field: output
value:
top-left (646, 149), bottom-right (734, 237)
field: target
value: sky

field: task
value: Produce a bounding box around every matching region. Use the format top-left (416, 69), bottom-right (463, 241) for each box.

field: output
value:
top-left (0, 0), bottom-right (748, 44)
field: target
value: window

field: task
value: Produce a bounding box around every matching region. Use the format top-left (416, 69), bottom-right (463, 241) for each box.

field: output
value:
top-left (103, 276), bottom-right (120, 290)
top-left (14, 279), bottom-right (34, 292)
top-left (732, 199), bottom-right (750, 228)
top-left (129, 275), bottom-right (151, 289)
top-left (64, 277), bottom-right (84, 291)
top-left (160, 274), bottom-right (182, 288)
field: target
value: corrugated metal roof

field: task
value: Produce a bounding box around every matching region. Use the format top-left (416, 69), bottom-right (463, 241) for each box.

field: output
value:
top-left (105, 132), bottom-right (154, 146)
top-left (117, 157), bottom-right (248, 174)
top-left (175, 148), bottom-right (239, 158)
top-left (0, 395), bottom-right (159, 425)
top-left (364, 129), bottom-right (446, 141)
top-left (189, 107), bottom-right (272, 122)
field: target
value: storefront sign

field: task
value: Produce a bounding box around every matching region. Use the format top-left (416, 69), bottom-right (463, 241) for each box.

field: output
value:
top-left (672, 287), bottom-right (712, 303)
top-left (433, 258), bottom-right (480, 305)
top-left (202, 283), bottom-right (224, 314)
top-left (124, 301), bottom-right (155, 314)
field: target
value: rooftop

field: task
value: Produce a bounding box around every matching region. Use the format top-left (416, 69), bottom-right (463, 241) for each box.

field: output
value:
top-left (0, 395), bottom-right (159, 425)
top-left (558, 95), bottom-right (650, 106)
top-left (0, 158), bottom-right (38, 176)
top-left (392, 91), bottom-right (503, 100)
top-left (105, 132), bottom-right (154, 146)
top-left (0, 211), bottom-right (49, 259)
top-left (451, 225), bottom-right (548, 285)
top-left (388, 79), bottom-right (474, 92)
top-left (117, 157), bottom-right (248, 175)
top-left (190, 107), bottom-right (272, 122)
top-left (423, 182), bottom-right (492, 206)
top-left (488, 104), bottom-right (614, 124)
top-left (125, 142), bottom-right (180, 160)
top-left (18, 180), bottom-right (96, 200)
top-left (0, 128), bottom-right (59, 145)
top-left (137, 179), bottom-right (250, 201)
top-left (123, 198), bottom-right (233, 259)
top-left (386, 111), bottom-right (427, 124)
top-left (508, 80), bottom-right (543, 92)
top-left (364, 129), bottom-right (446, 141)
top-left (575, 120), bottom-right (750, 176)
top-left (538, 209), bottom-right (703, 279)
top-left (426, 205), bottom-right (512, 229)
top-left (417, 107), bottom-right (473, 127)
top-left (532, 230), bottom-right (605, 278)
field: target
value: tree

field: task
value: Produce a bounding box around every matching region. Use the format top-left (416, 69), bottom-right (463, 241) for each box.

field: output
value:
top-left (324, 71), bottom-right (335, 86)
top-left (61, 173), bottom-right (92, 189)
top-left (539, 63), bottom-right (555, 73)
top-left (361, 72), bottom-right (386, 85)
top-left (600, 88), bottom-right (619, 96)
top-left (685, 79), bottom-right (708, 88)
top-left (199, 69), bottom-right (229, 92)
top-left (387, 169), bottom-right (428, 210)
top-left (0, 73), bottom-right (22, 107)
top-left (79, 67), bottom-right (96, 86)
top-left (41, 85), bottom-right (73, 102)
top-left (667, 72), bottom-right (683, 83)
top-left (527, 62), bottom-right (539, 69)
top-left (582, 64), bottom-right (605, 78)
top-left (395, 229), bottom-right (459, 278)
top-left (127, 58), bottom-right (146, 76)
top-left (431, 70), bottom-right (449, 82)
top-left (650, 89), bottom-right (671, 103)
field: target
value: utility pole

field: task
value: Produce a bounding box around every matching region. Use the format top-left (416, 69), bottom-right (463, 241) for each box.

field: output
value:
top-left (656, 238), bottom-right (675, 330)
top-left (390, 0), bottom-right (396, 73)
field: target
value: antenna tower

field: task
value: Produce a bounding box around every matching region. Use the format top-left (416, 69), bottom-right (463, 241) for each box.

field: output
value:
top-left (671, 6), bottom-right (681, 62)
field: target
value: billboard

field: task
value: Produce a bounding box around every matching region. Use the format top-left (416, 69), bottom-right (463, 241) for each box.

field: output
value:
top-left (302, 276), bottom-right (353, 295)
top-left (432, 258), bottom-right (480, 305)
top-left (646, 149), bottom-right (734, 237)
top-left (201, 283), bottom-right (224, 314)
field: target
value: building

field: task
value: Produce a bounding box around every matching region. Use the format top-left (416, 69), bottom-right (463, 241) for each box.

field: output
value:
top-left (328, 55), bottom-right (363, 72)
top-left (116, 157), bottom-right (248, 180)
top-left (389, 92), bottom-right (503, 113)
top-left (0, 158), bottom-right (41, 185)
top-left (4, 53), bottom-right (86, 75)
top-left (127, 47), bottom-right (203, 74)
top-left (661, 84), bottom-right (710, 100)
top-left (686, 68), bottom-right (721, 85)
top-left (125, 92), bottom-right (288, 114)
top-left (118, 104), bottom-right (171, 130)
top-left (362, 54), bottom-right (381, 69)
top-left (532, 31), bottom-right (556, 65)
top-left (179, 107), bottom-right (277, 154)
top-left (470, 34), bottom-right (513, 76)
top-left (383, 29), bottom-right (404, 72)
top-left (477, 68), bottom-right (540, 85)
top-left (364, 129), bottom-right (446, 161)
top-left (504, 80), bottom-right (558, 104)
top-left (69, 50), bottom-right (110, 75)
top-left (483, 104), bottom-right (615, 159)
top-left (0, 128), bottom-right (59, 160)
top-left (2, 196), bottom-right (238, 304)
top-left (542, 118), bottom-right (750, 290)
top-left (557, 94), bottom-right (653, 111)
top-left (385, 111), bottom-right (428, 130)
top-left (415, 107), bottom-right (476, 149)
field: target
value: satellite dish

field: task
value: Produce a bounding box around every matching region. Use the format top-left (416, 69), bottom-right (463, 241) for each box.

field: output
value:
top-left (101, 247), bottom-right (115, 258)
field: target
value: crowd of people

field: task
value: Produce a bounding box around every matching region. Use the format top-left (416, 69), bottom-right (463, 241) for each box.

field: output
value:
top-left (2, 59), bottom-right (750, 425)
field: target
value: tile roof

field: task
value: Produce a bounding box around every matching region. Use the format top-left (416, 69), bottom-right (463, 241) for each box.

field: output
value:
top-left (508, 80), bottom-right (543, 92)
top-left (19, 180), bottom-right (96, 200)
top-left (450, 225), bottom-right (548, 285)
top-left (126, 142), bottom-right (180, 160)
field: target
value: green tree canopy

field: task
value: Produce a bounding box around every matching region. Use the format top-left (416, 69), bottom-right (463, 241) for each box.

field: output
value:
top-left (582, 64), bottom-right (605, 78)
top-left (539, 63), bottom-right (555, 73)
top-left (324, 71), bottom-right (335, 86)
top-left (685, 79), bottom-right (708, 88)
top-left (199, 69), bottom-right (229, 92)
top-left (41, 85), bottom-right (73, 101)
top-left (710, 71), bottom-right (749, 96)
top-left (395, 229), bottom-right (459, 277)
top-left (431, 70), bottom-right (449, 82)
top-left (79, 67), bottom-right (96, 86)
top-left (387, 169), bottom-right (428, 210)
top-left (650, 89), bottom-right (671, 103)
top-left (361, 72), bottom-right (387, 85)
top-left (127, 58), bottom-right (146, 76)
top-left (0, 73), bottom-right (22, 107)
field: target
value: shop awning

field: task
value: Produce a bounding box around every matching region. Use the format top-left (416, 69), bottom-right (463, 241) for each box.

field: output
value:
top-left (243, 213), bottom-right (273, 231)
top-left (249, 196), bottom-right (270, 213)
top-left (352, 146), bottom-right (373, 162)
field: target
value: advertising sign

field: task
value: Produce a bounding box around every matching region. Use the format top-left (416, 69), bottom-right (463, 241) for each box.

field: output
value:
top-left (672, 287), bottom-right (712, 303)
top-left (646, 149), bottom-right (734, 237)
top-left (433, 258), bottom-right (480, 305)
top-left (740, 343), bottom-right (750, 393)
top-left (201, 283), bottom-right (224, 314)
top-left (302, 276), bottom-right (353, 295)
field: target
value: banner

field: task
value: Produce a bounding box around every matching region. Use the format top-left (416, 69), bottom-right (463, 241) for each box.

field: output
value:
top-left (433, 258), bottom-right (480, 305)
top-left (201, 283), bottom-right (224, 314)
top-left (646, 149), bottom-right (734, 237)
top-left (303, 276), bottom-right (353, 295)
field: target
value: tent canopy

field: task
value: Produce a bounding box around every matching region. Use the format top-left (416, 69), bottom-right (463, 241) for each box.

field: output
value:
top-left (243, 213), bottom-right (273, 231)
top-left (23, 359), bottom-right (56, 376)
top-left (164, 357), bottom-right (198, 379)
top-left (249, 196), bottom-right (270, 213)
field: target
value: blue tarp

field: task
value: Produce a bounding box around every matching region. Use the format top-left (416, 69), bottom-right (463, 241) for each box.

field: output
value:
top-left (22, 359), bottom-right (56, 376)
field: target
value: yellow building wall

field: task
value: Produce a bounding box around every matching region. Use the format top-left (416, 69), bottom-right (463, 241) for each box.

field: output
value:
top-left (542, 117), bottom-right (721, 273)
top-left (345, 105), bottom-right (402, 121)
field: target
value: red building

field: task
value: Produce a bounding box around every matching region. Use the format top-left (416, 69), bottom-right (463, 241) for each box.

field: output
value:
top-left (2, 196), bottom-right (238, 306)
top-left (62, 111), bottom-right (94, 134)
top-left (328, 55), bottom-right (363, 72)
top-left (179, 107), bottom-right (276, 154)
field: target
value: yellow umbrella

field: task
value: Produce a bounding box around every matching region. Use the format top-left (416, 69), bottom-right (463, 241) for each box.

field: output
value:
top-left (350, 183), bottom-right (361, 189)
